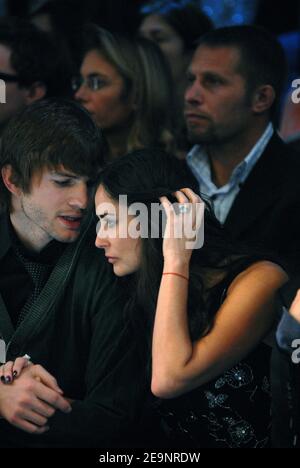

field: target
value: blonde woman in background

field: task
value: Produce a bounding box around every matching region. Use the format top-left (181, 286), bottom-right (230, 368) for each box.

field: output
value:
top-left (73, 24), bottom-right (177, 161)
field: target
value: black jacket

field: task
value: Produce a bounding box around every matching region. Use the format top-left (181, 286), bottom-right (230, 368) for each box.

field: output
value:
top-left (224, 134), bottom-right (300, 274)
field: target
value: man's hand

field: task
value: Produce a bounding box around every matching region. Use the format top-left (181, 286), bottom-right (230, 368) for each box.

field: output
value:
top-left (0, 364), bottom-right (72, 434)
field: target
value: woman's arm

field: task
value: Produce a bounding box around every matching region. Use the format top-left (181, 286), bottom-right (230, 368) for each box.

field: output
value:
top-left (152, 190), bottom-right (288, 398)
top-left (152, 260), bottom-right (288, 398)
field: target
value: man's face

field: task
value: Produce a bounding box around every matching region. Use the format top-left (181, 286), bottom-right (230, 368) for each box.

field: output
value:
top-left (11, 165), bottom-right (90, 251)
top-left (184, 45), bottom-right (254, 145)
top-left (0, 44), bottom-right (28, 131)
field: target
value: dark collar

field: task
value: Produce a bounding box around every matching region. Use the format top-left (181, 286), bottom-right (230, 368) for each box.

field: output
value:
top-left (0, 212), bottom-right (66, 264)
top-left (0, 212), bottom-right (12, 260)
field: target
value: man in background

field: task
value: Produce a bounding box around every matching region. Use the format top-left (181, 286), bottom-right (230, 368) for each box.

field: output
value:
top-left (185, 25), bottom-right (300, 273)
top-left (0, 17), bottom-right (71, 134)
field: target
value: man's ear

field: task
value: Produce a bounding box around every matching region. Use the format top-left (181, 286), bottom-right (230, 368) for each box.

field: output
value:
top-left (1, 165), bottom-right (22, 197)
top-left (252, 84), bottom-right (275, 114)
top-left (24, 81), bottom-right (47, 104)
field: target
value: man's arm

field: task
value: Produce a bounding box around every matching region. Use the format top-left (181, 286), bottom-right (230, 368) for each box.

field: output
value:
top-left (41, 278), bottom-right (147, 448)
top-left (46, 324), bottom-right (146, 447)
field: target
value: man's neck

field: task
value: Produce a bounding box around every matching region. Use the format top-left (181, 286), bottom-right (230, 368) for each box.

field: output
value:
top-left (206, 122), bottom-right (271, 187)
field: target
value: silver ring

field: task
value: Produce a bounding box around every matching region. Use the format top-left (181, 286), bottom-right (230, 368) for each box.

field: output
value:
top-left (22, 354), bottom-right (31, 361)
top-left (178, 204), bottom-right (190, 214)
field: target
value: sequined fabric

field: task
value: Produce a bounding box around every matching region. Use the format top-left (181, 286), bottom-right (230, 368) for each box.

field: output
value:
top-left (158, 344), bottom-right (272, 448)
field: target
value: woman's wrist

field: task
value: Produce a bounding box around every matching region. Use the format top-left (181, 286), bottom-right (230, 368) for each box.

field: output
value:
top-left (289, 290), bottom-right (300, 323)
top-left (163, 258), bottom-right (190, 276)
top-left (289, 307), bottom-right (300, 324)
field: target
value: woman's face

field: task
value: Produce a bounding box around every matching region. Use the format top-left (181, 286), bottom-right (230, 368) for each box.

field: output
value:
top-left (95, 185), bottom-right (142, 277)
top-left (139, 14), bottom-right (187, 82)
top-left (75, 49), bottom-right (134, 131)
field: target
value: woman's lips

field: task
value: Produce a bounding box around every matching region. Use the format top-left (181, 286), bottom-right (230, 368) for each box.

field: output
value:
top-left (106, 256), bottom-right (118, 264)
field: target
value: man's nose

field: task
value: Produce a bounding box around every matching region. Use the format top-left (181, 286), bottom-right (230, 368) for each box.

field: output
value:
top-left (69, 183), bottom-right (89, 210)
top-left (185, 81), bottom-right (204, 105)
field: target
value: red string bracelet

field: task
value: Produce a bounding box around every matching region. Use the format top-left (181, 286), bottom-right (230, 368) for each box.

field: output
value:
top-left (162, 272), bottom-right (189, 281)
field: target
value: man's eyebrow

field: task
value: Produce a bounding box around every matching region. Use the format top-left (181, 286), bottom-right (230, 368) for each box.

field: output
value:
top-left (87, 72), bottom-right (107, 79)
top-left (52, 172), bottom-right (79, 179)
top-left (203, 71), bottom-right (224, 77)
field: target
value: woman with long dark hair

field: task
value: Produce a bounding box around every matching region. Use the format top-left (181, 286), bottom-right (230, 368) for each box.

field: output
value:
top-left (93, 148), bottom-right (287, 448)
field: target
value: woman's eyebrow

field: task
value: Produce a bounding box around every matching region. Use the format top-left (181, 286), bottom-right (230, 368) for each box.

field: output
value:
top-left (96, 212), bottom-right (115, 218)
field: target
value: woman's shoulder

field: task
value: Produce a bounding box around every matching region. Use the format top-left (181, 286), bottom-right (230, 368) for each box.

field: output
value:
top-left (227, 260), bottom-right (288, 296)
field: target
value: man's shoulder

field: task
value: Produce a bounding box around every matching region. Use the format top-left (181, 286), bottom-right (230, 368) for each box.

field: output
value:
top-left (250, 133), bottom-right (300, 188)
top-left (265, 133), bottom-right (300, 166)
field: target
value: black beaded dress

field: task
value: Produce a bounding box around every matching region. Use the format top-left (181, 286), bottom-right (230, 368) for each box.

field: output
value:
top-left (157, 258), bottom-right (274, 448)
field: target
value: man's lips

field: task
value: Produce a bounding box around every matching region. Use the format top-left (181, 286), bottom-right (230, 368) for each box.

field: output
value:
top-left (58, 214), bottom-right (84, 230)
top-left (184, 112), bottom-right (210, 121)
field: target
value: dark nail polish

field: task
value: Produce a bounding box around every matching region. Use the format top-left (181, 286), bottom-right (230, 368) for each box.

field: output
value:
top-left (0, 376), bottom-right (5, 383)
top-left (5, 376), bottom-right (11, 383)
top-left (13, 371), bottom-right (17, 377)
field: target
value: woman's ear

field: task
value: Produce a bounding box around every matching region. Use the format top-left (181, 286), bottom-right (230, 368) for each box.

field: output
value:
top-left (1, 165), bottom-right (22, 197)
top-left (251, 84), bottom-right (275, 114)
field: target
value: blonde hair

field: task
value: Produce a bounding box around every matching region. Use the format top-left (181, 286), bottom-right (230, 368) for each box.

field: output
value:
top-left (81, 25), bottom-right (177, 154)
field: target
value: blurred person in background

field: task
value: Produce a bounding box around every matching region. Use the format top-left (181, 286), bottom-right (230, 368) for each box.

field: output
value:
top-left (139, 1), bottom-right (213, 154)
top-left (0, 16), bottom-right (72, 135)
top-left (74, 24), bottom-right (177, 161)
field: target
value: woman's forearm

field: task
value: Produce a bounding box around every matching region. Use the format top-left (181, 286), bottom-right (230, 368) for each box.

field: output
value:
top-left (151, 259), bottom-right (193, 395)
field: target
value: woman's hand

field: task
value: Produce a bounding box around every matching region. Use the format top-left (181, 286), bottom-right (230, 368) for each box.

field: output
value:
top-left (159, 188), bottom-right (204, 268)
top-left (290, 289), bottom-right (300, 323)
top-left (0, 356), bottom-right (32, 384)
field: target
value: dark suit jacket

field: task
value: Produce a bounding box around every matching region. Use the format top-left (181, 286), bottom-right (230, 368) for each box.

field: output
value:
top-left (224, 133), bottom-right (300, 274)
